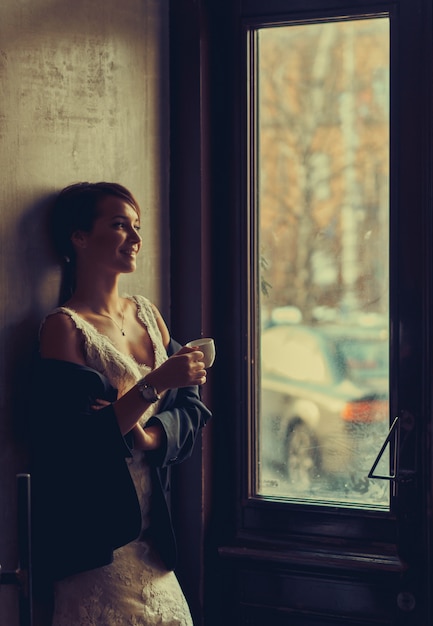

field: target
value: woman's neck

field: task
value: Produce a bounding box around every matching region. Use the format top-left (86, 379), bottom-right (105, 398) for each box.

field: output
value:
top-left (67, 275), bottom-right (123, 316)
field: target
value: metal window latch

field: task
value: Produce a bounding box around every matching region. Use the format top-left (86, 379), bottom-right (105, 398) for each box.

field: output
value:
top-left (0, 473), bottom-right (33, 626)
top-left (368, 412), bottom-right (416, 488)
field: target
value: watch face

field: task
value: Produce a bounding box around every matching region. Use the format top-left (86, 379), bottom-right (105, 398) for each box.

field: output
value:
top-left (140, 383), bottom-right (159, 403)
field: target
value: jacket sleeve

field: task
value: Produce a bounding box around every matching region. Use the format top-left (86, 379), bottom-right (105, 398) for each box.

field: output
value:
top-left (30, 359), bottom-right (142, 584)
top-left (144, 338), bottom-right (212, 468)
top-left (31, 358), bottom-right (133, 459)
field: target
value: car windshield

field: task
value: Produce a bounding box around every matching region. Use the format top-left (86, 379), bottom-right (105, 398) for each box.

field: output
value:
top-left (332, 336), bottom-right (388, 384)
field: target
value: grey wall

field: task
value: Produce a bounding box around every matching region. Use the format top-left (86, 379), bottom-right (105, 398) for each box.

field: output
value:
top-left (0, 1), bottom-right (169, 622)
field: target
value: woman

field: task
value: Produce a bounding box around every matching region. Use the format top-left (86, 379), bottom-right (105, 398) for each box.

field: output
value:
top-left (30, 182), bottom-right (212, 625)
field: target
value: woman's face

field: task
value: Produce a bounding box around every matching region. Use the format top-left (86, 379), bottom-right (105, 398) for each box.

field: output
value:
top-left (72, 195), bottom-right (142, 274)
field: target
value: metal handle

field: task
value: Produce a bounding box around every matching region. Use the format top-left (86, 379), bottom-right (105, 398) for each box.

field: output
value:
top-left (368, 412), bottom-right (416, 494)
top-left (368, 416), bottom-right (400, 481)
top-left (0, 473), bottom-right (33, 626)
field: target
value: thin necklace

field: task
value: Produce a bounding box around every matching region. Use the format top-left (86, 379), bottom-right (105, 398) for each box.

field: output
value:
top-left (97, 309), bottom-right (126, 336)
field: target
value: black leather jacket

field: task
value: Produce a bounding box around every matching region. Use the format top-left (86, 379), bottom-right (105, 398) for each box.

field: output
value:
top-left (30, 338), bottom-right (212, 585)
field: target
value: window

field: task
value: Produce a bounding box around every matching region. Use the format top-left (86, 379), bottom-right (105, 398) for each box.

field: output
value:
top-left (254, 17), bottom-right (390, 508)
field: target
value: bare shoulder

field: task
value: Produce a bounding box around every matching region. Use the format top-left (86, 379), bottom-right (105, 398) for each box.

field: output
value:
top-left (39, 311), bottom-right (86, 364)
top-left (150, 302), bottom-right (170, 348)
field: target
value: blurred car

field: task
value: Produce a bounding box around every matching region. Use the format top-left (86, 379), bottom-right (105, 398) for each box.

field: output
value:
top-left (259, 322), bottom-right (389, 491)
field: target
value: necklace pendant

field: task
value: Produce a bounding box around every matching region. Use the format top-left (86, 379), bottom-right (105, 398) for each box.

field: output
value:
top-left (97, 309), bottom-right (125, 336)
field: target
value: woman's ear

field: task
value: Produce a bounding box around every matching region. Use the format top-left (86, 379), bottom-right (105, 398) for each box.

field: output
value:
top-left (71, 230), bottom-right (87, 249)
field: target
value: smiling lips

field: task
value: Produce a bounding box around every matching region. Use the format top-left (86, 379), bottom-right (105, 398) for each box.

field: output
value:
top-left (121, 248), bottom-right (139, 257)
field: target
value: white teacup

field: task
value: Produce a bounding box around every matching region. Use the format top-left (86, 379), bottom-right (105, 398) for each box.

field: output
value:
top-left (185, 337), bottom-right (216, 368)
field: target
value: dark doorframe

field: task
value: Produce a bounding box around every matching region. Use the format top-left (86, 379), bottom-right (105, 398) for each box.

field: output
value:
top-left (168, 2), bottom-right (214, 624)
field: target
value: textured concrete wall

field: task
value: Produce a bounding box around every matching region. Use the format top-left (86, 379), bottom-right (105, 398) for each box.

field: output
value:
top-left (0, 1), bottom-right (169, 622)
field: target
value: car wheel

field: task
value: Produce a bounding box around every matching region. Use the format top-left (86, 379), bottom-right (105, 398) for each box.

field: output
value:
top-left (285, 420), bottom-right (320, 490)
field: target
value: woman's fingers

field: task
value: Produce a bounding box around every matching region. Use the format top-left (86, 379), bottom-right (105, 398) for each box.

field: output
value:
top-left (165, 350), bottom-right (206, 388)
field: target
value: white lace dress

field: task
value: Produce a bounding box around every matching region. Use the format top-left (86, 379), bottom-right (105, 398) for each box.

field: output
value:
top-left (47, 295), bottom-right (193, 626)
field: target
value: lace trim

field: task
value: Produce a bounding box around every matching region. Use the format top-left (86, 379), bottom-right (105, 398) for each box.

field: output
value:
top-left (42, 295), bottom-right (167, 401)
top-left (53, 541), bottom-right (193, 625)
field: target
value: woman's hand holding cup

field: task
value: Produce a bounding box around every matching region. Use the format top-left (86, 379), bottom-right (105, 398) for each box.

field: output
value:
top-left (147, 345), bottom-right (207, 392)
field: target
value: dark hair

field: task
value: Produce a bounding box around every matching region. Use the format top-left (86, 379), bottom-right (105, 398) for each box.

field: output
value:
top-left (48, 182), bottom-right (141, 303)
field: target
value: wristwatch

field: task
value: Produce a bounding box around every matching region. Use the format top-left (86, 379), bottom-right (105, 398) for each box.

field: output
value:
top-left (137, 377), bottom-right (160, 404)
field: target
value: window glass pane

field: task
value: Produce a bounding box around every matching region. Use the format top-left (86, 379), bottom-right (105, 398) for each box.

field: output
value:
top-left (256, 18), bottom-right (390, 508)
